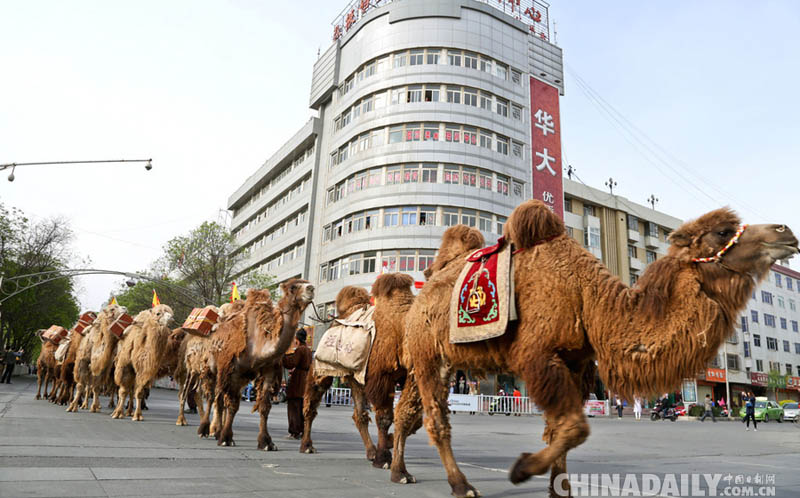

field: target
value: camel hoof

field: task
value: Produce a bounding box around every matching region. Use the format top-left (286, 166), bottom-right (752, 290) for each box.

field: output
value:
top-left (383, 463), bottom-right (389, 469)
top-left (509, 452), bottom-right (544, 484)
top-left (366, 447), bottom-right (377, 461)
top-left (35, 394), bottom-right (41, 400)
top-left (176, 420), bottom-right (187, 426)
top-left (391, 471), bottom-right (416, 484)
top-left (263, 443), bottom-right (277, 451)
top-left (451, 482), bottom-right (481, 498)
top-left (303, 447), bottom-right (316, 454)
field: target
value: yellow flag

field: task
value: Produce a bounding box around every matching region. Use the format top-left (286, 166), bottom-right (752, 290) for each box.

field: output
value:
top-left (152, 289), bottom-right (160, 307)
top-left (231, 282), bottom-right (240, 302)
top-left (110, 296), bottom-right (118, 305)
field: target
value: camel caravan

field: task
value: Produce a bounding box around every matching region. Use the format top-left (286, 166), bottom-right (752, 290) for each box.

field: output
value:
top-left (33, 200), bottom-right (797, 497)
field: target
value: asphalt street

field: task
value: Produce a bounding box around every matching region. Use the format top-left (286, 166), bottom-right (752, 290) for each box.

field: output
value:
top-left (1, 375), bottom-right (798, 497)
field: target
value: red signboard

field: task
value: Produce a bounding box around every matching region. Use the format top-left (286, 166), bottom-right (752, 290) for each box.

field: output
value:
top-left (704, 368), bottom-right (727, 383)
top-left (787, 376), bottom-right (800, 391)
top-left (529, 77), bottom-right (563, 218)
top-left (750, 372), bottom-right (768, 387)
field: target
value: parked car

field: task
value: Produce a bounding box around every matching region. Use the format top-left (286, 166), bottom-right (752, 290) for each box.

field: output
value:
top-left (782, 402), bottom-right (799, 422)
top-left (738, 397), bottom-right (784, 422)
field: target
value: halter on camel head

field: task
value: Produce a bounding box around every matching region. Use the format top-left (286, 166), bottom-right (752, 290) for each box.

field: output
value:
top-left (691, 224), bottom-right (748, 264)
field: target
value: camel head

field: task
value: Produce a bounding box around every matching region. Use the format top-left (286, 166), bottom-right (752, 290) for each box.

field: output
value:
top-left (102, 303), bottom-right (128, 322)
top-left (335, 286), bottom-right (370, 318)
top-left (668, 208), bottom-right (798, 281)
top-left (149, 304), bottom-right (175, 327)
top-left (36, 329), bottom-right (48, 344)
top-left (278, 278), bottom-right (315, 311)
top-left (424, 225), bottom-right (484, 280)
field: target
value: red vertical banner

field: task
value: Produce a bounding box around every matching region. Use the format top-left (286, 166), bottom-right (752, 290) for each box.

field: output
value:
top-left (529, 77), bottom-right (563, 219)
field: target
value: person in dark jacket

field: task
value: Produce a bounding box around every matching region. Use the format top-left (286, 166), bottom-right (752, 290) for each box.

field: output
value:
top-left (699, 394), bottom-right (716, 422)
top-left (744, 392), bottom-right (757, 431)
top-left (1, 348), bottom-right (22, 384)
top-left (282, 328), bottom-right (312, 439)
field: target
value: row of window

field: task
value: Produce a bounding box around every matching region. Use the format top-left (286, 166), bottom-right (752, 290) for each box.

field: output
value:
top-left (627, 245), bottom-right (658, 264)
top-left (248, 241), bottom-right (306, 276)
top-left (338, 47), bottom-right (523, 99)
top-left (321, 205), bottom-right (508, 244)
top-left (758, 290), bottom-right (798, 310)
top-left (324, 163), bottom-right (524, 207)
top-left (329, 122), bottom-right (524, 169)
top-left (334, 83), bottom-right (524, 133)
top-left (565, 198), bottom-right (670, 243)
top-left (239, 209), bottom-right (308, 257)
top-left (751, 358), bottom-right (800, 377)
top-left (233, 145), bottom-right (314, 218)
top-left (773, 271), bottom-right (799, 291)
top-left (747, 310), bottom-right (799, 331)
top-left (319, 249), bottom-right (436, 283)
top-left (749, 334), bottom-right (800, 355)
top-left (233, 176), bottom-right (310, 240)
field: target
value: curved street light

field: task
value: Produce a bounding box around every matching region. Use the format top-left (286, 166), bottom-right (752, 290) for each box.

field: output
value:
top-left (1, 158), bottom-right (152, 182)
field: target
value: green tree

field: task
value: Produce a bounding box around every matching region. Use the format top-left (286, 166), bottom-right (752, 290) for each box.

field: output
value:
top-left (237, 271), bottom-right (279, 301)
top-left (767, 369), bottom-right (787, 399)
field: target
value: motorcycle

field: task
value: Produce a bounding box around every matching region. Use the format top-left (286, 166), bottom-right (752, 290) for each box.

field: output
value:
top-left (650, 401), bottom-right (677, 421)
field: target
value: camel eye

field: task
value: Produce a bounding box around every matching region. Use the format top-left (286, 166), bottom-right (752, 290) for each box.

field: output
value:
top-left (718, 230), bottom-right (733, 237)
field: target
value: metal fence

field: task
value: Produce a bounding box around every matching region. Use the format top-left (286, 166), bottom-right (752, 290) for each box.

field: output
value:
top-left (323, 387), bottom-right (354, 407)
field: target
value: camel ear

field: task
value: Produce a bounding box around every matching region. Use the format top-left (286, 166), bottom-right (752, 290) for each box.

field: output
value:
top-left (668, 229), bottom-right (692, 247)
top-left (423, 267), bottom-right (433, 280)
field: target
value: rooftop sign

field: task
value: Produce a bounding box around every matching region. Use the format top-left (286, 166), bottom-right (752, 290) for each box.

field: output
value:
top-left (332, 0), bottom-right (550, 42)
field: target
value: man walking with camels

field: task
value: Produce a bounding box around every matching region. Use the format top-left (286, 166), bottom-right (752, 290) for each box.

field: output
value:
top-left (282, 328), bottom-right (311, 439)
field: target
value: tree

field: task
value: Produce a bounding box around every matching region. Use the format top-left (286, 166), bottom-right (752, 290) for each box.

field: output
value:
top-left (767, 369), bottom-right (787, 399)
top-left (237, 271), bottom-right (279, 301)
top-left (0, 202), bottom-right (81, 362)
top-left (113, 276), bottom-right (196, 326)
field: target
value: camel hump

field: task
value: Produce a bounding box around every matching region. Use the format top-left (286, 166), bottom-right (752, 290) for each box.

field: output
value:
top-left (336, 286), bottom-right (371, 316)
top-left (504, 199), bottom-right (565, 250)
top-left (372, 273), bottom-right (414, 299)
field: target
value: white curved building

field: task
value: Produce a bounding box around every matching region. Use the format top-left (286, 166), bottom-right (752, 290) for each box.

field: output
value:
top-left (228, 0), bottom-right (564, 328)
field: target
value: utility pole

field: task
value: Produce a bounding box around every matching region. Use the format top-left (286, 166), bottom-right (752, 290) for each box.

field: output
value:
top-left (723, 341), bottom-right (731, 417)
top-left (647, 194), bottom-right (659, 209)
top-left (605, 177), bottom-right (617, 195)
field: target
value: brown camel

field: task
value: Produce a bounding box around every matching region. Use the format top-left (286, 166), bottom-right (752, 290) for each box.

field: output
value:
top-left (67, 303), bottom-right (127, 413)
top-left (391, 200), bottom-right (797, 498)
top-left (35, 331), bottom-right (58, 400)
top-left (111, 304), bottom-right (174, 421)
top-left (53, 327), bottom-right (86, 405)
top-left (188, 279), bottom-right (314, 448)
top-left (48, 332), bottom-right (74, 402)
top-left (301, 273), bottom-right (419, 471)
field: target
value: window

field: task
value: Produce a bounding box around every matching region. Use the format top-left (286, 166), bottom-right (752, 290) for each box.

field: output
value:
top-left (393, 52), bottom-right (406, 68)
top-left (479, 212), bottom-right (493, 232)
top-left (630, 273), bottom-right (639, 285)
top-left (391, 87), bottom-right (406, 105)
top-left (389, 125), bottom-right (403, 143)
top-left (409, 49), bottom-right (423, 66)
top-left (775, 273), bottom-right (783, 288)
top-left (461, 209), bottom-right (477, 227)
top-left (756, 359), bottom-right (763, 372)
top-left (421, 163), bottom-right (437, 183)
top-left (628, 245), bottom-right (636, 259)
top-left (464, 88), bottom-right (477, 107)
top-left (423, 124), bottom-right (439, 141)
top-left (787, 364), bottom-right (793, 376)
top-left (496, 136), bottom-right (509, 155)
top-left (398, 250), bottom-right (416, 271)
top-left (788, 277), bottom-right (794, 291)
top-left (418, 250), bottom-right (435, 272)
top-left (480, 56), bottom-right (492, 73)
top-left (386, 166), bottom-right (401, 185)
top-left (511, 104), bottom-right (522, 120)
top-left (793, 320), bottom-right (799, 332)
top-left (443, 165), bottom-right (460, 184)
top-left (496, 216), bottom-right (507, 234)
top-left (585, 227), bottom-right (601, 249)
top-left (496, 175), bottom-right (509, 195)
top-left (778, 296), bottom-right (785, 308)
top-left (402, 164), bottom-right (419, 183)
top-left (446, 86), bottom-right (461, 104)
top-left (464, 52), bottom-right (478, 69)
top-left (647, 222), bottom-right (659, 238)
top-left (795, 343), bottom-right (800, 354)
top-left (407, 85), bottom-right (423, 103)
top-left (479, 172), bottom-right (492, 191)
top-left (783, 340), bottom-right (791, 352)
top-left (405, 123), bottom-right (421, 142)
top-left (766, 336), bottom-right (778, 351)
top-left (761, 291), bottom-right (773, 305)
top-left (753, 334), bottom-right (761, 347)
top-left (424, 86), bottom-right (439, 102)
top-left (479, 132), bottom-right (492, 149)
top-left (447, 50), bottom-right (461, 67)
top-left (727, 354), bottom-right (740, 371)
top-left (764, 314), bottom-right (776, 327)
top-left (479, 92), bottom-right (492, 111)
top-left (496, 98), bottom-right (508, 117)
top-left (363, 252), bottom-right (376, 273)
top-left (751, 310), bottom-right (758, 323)
top-left (781, 317), bottom-right (788, 329)
top-left (400, 206), bottom-right (417, 226)
top-left (445, 125), bottom-right (460, 143)
top-left (419, 206), bottom-right (436, 226)
top-left (381, 253), bottom-right (397, 273)
top-left (495, 63), bottom-right (508, 80)
top-left (584, 204), bottom-right (596, 217)
top-left (426, 49), bottom-right (440, 65)
top-left (463, 127), bottom-right (477, 145)
top-left (741, 316), bottom-right (748, 332)
top-left (442, 208), bottom-right (459, 226)
top-left (461, 167), bottom-right (476, 187)
top-left (374, 92), bottom-right (386, 109)
top-left (627, 215), bottom-right (638, 231)
top-left (790, 299), bottom-right (796, 312)
top-left (383, 208), bottom-right (399, 227)
top-left (743, 341), bottom-right (750, 358)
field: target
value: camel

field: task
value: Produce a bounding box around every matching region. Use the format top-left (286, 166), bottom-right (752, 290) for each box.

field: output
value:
top-left (186, 279), bottom-right (314, 448)
top-left (391, 200), bottom-right (797, 498)
top-left (111, 304), bottom-right (174, 421)
top-left (67, 303), bottom-right (128, 413)
top-left (301, 273), bottom-right (420, 471)
top-left (35, 331), bottom-right (58, 400)
top-left (53, 327), bottom-right (86, 405)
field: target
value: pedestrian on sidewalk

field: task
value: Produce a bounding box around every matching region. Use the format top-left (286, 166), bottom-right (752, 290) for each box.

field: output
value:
top-left (615, 396), bottom-right (623, 418)
top-left (743, 392), bottom-right (757, 431)
top-left (1, 348), bottom-right (22, 384)
top-left (633, 395), bottom-right (642, 420)
top-left (699, 394), bottom-right (716, 422)
top-left (282, 328), bottom-right (311, 439)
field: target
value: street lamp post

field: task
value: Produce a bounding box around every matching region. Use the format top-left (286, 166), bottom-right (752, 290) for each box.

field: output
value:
top-left (1, 158), bottom-right (152, 182)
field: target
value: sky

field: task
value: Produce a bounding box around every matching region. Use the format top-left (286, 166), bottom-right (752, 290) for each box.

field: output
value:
top-left (1, 0), bottom-right (798, 310)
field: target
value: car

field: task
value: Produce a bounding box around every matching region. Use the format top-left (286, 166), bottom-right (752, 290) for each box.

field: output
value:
top-left (738, 397), bottom-right (784, 422)
top-left (782, 402), bottom-right (799, 422)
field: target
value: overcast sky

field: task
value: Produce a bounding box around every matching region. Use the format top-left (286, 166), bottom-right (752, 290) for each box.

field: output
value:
top-left (1, 1), bottom-right (798, 311)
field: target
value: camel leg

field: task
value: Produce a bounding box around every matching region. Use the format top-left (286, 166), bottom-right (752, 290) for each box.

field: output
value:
top-left (350, 383), bottom-right (377, 461)
top-left (210, 392), bottom-right (225, 440)
top-left (390, 374), bottom-right (423, 485)
top-left (372, 390), bottom-right (395, 470)
top-left (256, 381), bottom-right (277, 451)
top-left (218, 392), bottom-right (239, 447)
top-left (300, 374), bottom-right (333, 454)
top-left (176, 377), bottom-right (190, 426)
top-left (195, 390), bottom-right (206, 419)
top-left (111, 386), bottom-right (127, 419)
top-left (35, 371), bottom-right (44, 400)
top-left (67, 382), bottom-right (83, 412)
top-left (197, 395), bottom-right (214, 438)
top-left (132, 382), bottom-right (147, 421)
top-left (108, 389), bottom-right (116, 409)
top-left (49, 379), bottom-right (61, 402)
top-left (90, 385), bottom-right (101, 413)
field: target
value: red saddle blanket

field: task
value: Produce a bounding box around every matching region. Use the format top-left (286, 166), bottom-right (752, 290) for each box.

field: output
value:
top-left (449, 237), bottom-right (515, 343)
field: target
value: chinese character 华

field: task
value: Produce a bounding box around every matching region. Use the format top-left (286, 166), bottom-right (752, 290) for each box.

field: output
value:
top-left (360, 0), bottom-right (370, 14)
top-left (535, 148), bottom-right (556, 176)
top-left (345, 9), bottom-right (356, 30)
top-left (534, 109), bottom-right (555, 136)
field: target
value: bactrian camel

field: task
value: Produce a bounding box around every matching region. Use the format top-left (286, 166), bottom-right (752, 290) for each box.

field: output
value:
top-left (301, 273), bottom-right (420, 471)
top-left (111, 304), bottom-right (174, 421)
top-left (392, 200), bottom-right (797, 498)
top-left (35, 330), bottom-right (58, 400)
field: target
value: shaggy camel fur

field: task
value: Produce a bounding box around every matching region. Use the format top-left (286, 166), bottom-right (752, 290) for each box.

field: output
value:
top-left (301, 273), bottom-right (420, 471)
top-left (35, 332), bottom-right (58, 400)
top-left (53, 328), bottom-right (86, 405)
top-left (111, 304), bottom-right (174, 421)
top-left (67, 304), bottom-right (128, 413)
top-left (189, 279), bottom-right (314, 448)
top-left (392, 200), bottom-right (797, 498)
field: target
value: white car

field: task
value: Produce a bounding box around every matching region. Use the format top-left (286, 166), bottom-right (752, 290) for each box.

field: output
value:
top-left (783, 402), bottom-right (799, 422)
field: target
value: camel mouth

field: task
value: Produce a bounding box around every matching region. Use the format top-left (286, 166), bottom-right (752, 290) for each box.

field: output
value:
top-left (764, 241), bottom-right (799, 260)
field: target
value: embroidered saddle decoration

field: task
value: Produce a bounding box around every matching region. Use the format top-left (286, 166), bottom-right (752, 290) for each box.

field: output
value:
top-left (449, 237), bottom-right (516, 343)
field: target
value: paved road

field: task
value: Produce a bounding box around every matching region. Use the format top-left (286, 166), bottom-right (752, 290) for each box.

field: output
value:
top-left (1, 375), bottom-right (798, 497)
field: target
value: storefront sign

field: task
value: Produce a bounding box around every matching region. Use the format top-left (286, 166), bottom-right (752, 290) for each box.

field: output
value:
top-left (704, 368), bottom-right (727, 383)
top-left (585, 400), bottom-right (607, 416)
top-left (447, 394), bottom-right (479, 412)
top-left (750, 372), bottom-right (768, 387)
top-left (529, 77), bottom-right (563, 218)
top-left (787, 377), bottom-right (800, 390)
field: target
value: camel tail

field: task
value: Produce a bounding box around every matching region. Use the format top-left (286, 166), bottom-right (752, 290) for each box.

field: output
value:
top-left (504, 199), bottom-right (565, 250)
top-left (372, 273), bottom-right (414, 299)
